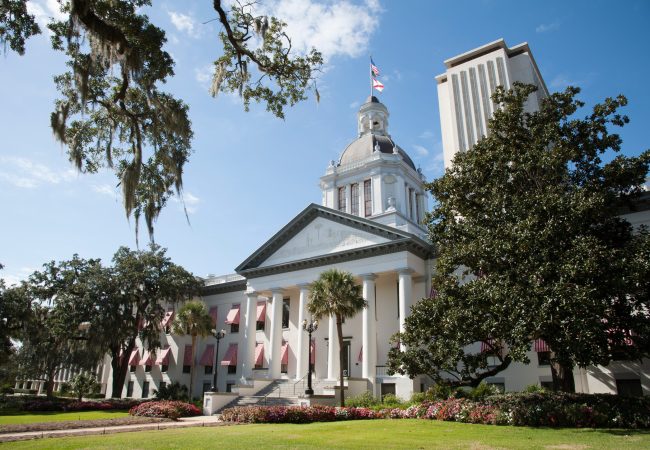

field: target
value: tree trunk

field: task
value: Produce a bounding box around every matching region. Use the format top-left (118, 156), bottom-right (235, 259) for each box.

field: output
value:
top-left (336, 315), bottom-right (345, 407)
top-left (188, 335), bottom-right (197, 402)
top-left (550, 360), bottom-right (575, 392)
top-left (111, 339), bottom-right (135, 398)
top-left (45, 368), bottom-right (55, 398)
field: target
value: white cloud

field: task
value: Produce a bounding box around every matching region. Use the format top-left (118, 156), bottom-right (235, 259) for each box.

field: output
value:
top-left (550, 74), bottom-right (579, 89)
top-left (419, 130), bottom-right (434, 139)
top-left (536, 21), bottom-right (560, 33)
top-left (1, 267), bottom-right (37, 287)
top-left (349, 100), bottom-right (360, 109)
top-left (0, 156), bottom-right (76, 189)
top-left (255, 0), bottom-right (382, 60)
top-left (195, 64), bottom-right (213, 87)
top-left (172, 191), bottom-right (201, 214)
top-left (26, 0), bottom-right (67, 31)
top-left (168, 11), bottom-right (201, 38)
top-left (424, 140), bottom-right (445, 178)
top-left (413, 144), bottom-right (429, 157)
top-left (92, 184), bottom-right (119, 200)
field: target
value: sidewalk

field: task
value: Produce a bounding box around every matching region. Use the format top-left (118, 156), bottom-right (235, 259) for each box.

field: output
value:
top-left (0, 415), bottom-right (224, 443)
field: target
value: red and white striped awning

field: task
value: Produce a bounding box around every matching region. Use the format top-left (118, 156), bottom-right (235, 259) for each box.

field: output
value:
top-left (183, 345), bottom-right (193, 366)
top-left (199, 344), bottom-right (214, 366)
top-left (480, 339), bottom-right (495, 353)
top-left (208, 306), bottom-right (218, 327)
top-left (225, 305), bottom-right (240, 325)
top-left (221, 343), bottom-right (238, 366)
top-left (256, 301), bottom-right (266, 322)
top-left (155, 347), bottom-right (172, 365)
top-left (534, 339), bottom-right (550, 352)
top-left (280, 342), bottom-right (289, 365)
top-left (254, 342), bottom-right (264, 366)
top-left (161, 310), bottom-right (175, 328)
top-left (128, 349), bottom-right (140, 366)
top-left (140, 350), bottom-right (154, 366)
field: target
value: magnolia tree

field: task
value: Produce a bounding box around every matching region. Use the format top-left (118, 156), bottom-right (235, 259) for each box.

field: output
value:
top-left (388, 83), bottom-right (650, 391)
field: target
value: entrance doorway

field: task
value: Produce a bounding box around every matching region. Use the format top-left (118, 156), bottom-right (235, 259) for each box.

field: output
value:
top-left (381, 383), bottom-right (396, 400)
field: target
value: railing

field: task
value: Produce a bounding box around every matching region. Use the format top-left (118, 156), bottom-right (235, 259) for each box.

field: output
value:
top-left (375, 366), bottom-right (391, 377)
top-left (262, 383), bottom-right (282, 405)
top-left (293, 374), bottom-right (307, 396)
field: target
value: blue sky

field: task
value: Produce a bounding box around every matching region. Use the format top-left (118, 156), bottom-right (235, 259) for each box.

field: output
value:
top-left (1, 0), bottom-right (649, 284)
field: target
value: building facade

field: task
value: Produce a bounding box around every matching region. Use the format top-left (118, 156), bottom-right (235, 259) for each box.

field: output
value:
top-left (95, 40), bottom-right (649, 402)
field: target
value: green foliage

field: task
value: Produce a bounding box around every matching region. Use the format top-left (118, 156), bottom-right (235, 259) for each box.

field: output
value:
top-left (172, 300), bottom-right (213, 401)
top-left (70, 373), bottom-right (100, 401)
top-left (388, 83), bottom-right (650, 391)
top-left (380, 393), bottom-right (403, 408)
top-left (308, 269), bottom-right (366, 407)
top-left (153, 381), bottom-right (188, 401)
top-left (523, 384), bottom-right (548, 393)
top-left (468, 382), bottom-right (502, 400)
top-left (346, 391), bottom-right (381, 408)
top-left (1, 0), bottom-right (322, 241)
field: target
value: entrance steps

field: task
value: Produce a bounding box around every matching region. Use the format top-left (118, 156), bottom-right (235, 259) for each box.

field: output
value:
top-left (218, 378), bottom-right (333, 412)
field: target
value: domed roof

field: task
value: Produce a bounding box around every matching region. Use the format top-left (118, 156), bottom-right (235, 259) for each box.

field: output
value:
top-left (339, 134), bottom-right (416, 170)
top-left (338, 96), bottom-right (416, 170)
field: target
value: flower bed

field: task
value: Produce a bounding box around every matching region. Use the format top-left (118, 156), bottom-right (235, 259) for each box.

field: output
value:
top-left (129, 401), bottom-right (201, 420)
top-left (15, 397), bottom-right (142, 412)
top-left (221, 392), bottom-right (650, 428)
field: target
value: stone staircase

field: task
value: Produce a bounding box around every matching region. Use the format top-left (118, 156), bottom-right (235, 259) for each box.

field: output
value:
top-left (218, 378), bottom-right (333, 412)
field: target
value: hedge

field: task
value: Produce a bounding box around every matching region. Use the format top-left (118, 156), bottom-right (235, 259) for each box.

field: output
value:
top-left (221, 392), bottom-right (650, 428)
top-left (129, 401), bottom-right (202, 420)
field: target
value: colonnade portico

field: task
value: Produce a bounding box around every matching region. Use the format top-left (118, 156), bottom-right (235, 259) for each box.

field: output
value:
top-left (237, 268), bottom-right (419, 387)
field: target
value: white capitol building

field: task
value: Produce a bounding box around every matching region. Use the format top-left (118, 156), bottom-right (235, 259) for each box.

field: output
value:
top-left (30, 39), bottom-right (649, 407)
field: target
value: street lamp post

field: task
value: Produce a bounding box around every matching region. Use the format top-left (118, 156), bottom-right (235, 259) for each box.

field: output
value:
top-left (302, 319), bottom-right (318, 396)
top-left (210, 329), bottom-right (226, 392)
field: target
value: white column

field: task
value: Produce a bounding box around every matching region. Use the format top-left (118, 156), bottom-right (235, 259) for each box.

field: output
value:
top-left (327, 314), bottom-right (339, 380)
top-left (296, 284), bottom-right (310, 380)
top-left (361, 274), bottom-right (377, 381)
top-left (240, 291), bottom-right (258, 380)
top-left (269, 288), bottom-right (284, 379)
top-left (398, 268), bottom-right (413, 352)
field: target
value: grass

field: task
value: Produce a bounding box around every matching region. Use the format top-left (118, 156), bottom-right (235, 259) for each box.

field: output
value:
top-left (2, 419), bottom-right (649, 449)
top-left (0, 410), bottom-right (129, 425)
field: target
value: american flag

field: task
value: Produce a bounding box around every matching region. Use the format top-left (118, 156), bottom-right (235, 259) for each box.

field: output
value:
top-left (370, 57), bottom-right (380, 76)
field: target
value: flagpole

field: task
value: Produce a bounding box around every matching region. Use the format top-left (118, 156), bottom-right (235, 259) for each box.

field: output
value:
top-left (370, 55), bottom-right (373, 97)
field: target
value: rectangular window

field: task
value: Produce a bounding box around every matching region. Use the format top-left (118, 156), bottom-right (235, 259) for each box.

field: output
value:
top-left (142, 381), bottom-right (150, 398)
top-left (364, 179), bottom-right (372, 217)
top-left (338, 186), bottom-right (346, 212)
top-left (183, 365), bottom-right (191, 374)
top-left (161, 364), bottom-right (168, 373)
top-left (202, 382), bottom-right (212, 394)
top-left (351, 183), bottom-right (359, 216)
top-left (204, 365), bottom-right (213, 375)
top-left (145, 365), bottom-right (152, 373)
top-left (256, 320), bottom-right (265, 331)
top-left (159, 381), bottom-right (166, 392)
top-left (282, 298), bottom-right (290, 329)
top-left (540, 381), bottom-right (554, 391)
top-left (415, 194), bottom-right (421, 223)
top-left (228, 365), bottom-right (237, 374)
top-left (126, 381), bottom-right (134, 397)
top-left (230, 323), bottom-right (239, 333)
top-left (281, 364), bottom-right (288, 374)
top-left (226, 383), bottom-right (234, 393)
top-left (409, 188), bottom-right (414, 219)
top-left (537, 351), bottom-right (551, 366)
top-left (129, 365), bottom-right (136, 373)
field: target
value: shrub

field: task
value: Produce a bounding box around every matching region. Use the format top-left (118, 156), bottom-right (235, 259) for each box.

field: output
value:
top-left (468, 382), bottom-right (502, 400)
top-left (346, 391), bottom-right (380, 408)
top-left (129, 400), bottom-right (201, 420)
top-left (381, 393), bottom-right (403, 407)
top-left (523, 384), bottom-right (548, 393)
top-left (153, 381), bottom-right (188, 401)
top-left (70, 373), bottom-right (100, 401)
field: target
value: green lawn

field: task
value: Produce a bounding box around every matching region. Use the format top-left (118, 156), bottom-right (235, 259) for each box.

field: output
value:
top-left (0, 410), bottom-right (129, 425)
top-left (2, 419), bottom-right (649, 449)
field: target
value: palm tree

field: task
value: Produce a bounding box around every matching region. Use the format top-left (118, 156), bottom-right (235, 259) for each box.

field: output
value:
top-left (172, 300), bottom-right (213, 401)
top-left (308, 269), bottom-right (366, 407)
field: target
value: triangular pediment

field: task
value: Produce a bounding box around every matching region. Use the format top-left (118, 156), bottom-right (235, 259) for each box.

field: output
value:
top-left (260, 216), bottom-right (390, 267)
top-left (236, 204), bottom-right (426, 274)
